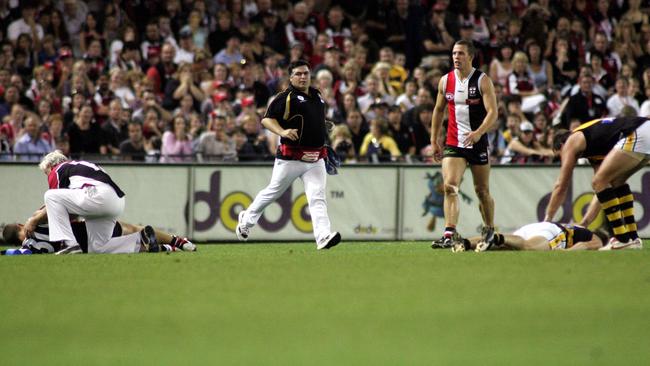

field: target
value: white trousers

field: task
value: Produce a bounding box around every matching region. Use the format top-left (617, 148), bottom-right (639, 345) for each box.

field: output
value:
top-left (242, 158), bottom-right (332, 243)
top-left (44, 185), bottom-right (141, 254)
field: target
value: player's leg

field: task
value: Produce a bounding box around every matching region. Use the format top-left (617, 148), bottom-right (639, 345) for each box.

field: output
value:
top-left (301, 159), bottom-right (339, 249)
top-left (118, 222), bottom-right (173, 244)
top-left (85, 217), bottom-right (142, 254)
top-left (470, 162), bottom-right (498, 250)
top-left (594, 123), bottom-right (650, 247)
top-left (241, 159), bottom-right (302, 228)
top-left (43, 189), bottom-right (86, 246)
top-left (117, 221), bottom-right (195, 252)
top-left (469, 163), bottom-right (494, 228)
top-left (592, 149), bottom-right (646, 244)
top-left (81, 186), bottom-right (148, 254)
top-left (441, 157), bottom-right (467, 237)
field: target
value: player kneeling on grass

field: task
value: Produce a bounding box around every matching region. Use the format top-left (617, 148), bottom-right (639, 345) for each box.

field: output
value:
top-left (1, 219), bottom-right (196, 255)
top-left (451, 222), bottom-right (608, 252)
top-left (26, 150), bottom-right (151, 254)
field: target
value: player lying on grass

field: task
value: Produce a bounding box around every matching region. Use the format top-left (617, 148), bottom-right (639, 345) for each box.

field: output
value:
top-left (1, 218), bottom-right (196, 254)
top-left (450, 222), bottom-right (608, 252)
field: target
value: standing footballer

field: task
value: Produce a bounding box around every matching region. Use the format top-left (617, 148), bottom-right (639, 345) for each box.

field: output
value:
top-left (430, 40), bottom-right (499, 250)
top-left (236, 60), bottom-right (341, 250)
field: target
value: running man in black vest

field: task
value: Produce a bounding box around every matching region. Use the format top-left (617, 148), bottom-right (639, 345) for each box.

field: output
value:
top-left (236, 60), bottom-right (341, 250)
top-left (430, 40), bottom-right (499, 251)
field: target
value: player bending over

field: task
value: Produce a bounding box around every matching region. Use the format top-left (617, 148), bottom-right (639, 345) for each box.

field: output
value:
top-left (546, 116), bottom-right (650, 250)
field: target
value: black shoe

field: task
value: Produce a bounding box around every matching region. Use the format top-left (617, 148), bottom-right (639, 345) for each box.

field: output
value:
top-left (141, 225), bottom-right (159, 253)
top-left (432, 231), bottom-right (461, 249)
top-left (55, 244), bottom-right (82, 255)
top-left (431, 236), bottom-right (452, 249)
top-left (477, 226), bottom-right (497, 252)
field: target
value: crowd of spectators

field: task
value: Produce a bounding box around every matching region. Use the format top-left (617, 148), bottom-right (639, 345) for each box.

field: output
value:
top-left (0, 0), bottom-right (649, 165)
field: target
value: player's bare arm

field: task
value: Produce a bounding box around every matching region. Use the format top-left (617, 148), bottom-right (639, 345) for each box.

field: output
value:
top-left (544, 133), bottom-right (585, 221)
top-left (567, 236), bottom-right (604, 250)
top-left (23, 206), bottom-right (48, 237)
top-left (261, 117), bottom-right (299, 141)
top-left (578, 161), bottom-right (603, 226)
top-left (465, 75), bottom-right (497, 145)
top-left (430, 77), bottom-right (447, 162)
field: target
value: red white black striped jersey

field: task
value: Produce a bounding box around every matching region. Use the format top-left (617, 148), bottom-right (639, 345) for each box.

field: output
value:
top-left (47, 160), bottom-right (125, 197)
top-left (443, 68), bottom-right (488, 148)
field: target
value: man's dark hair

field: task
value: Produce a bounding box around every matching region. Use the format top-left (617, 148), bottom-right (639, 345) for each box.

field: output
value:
top-left (454, 40), bottom-right (476, 57)
top-left (288, 60), bottom-right (311, 75)
top-left (2, 224), bottom-right (21, 245)
top-left (552, 129), bottom-right (572, 151)
top-left (128, 120), bottom-right (143, 128)
top-left (590, 50), bottom-right (604, 62)
top-left (416, 103), bottom-right (434, 116)
top-left (504, 94), bottom-right (522, 105)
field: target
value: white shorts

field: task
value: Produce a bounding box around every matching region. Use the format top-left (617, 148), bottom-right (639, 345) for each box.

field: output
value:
top-left (513, 222), bottom-right (566, 250)
top-left (615, 120), bottom-right (650, 155)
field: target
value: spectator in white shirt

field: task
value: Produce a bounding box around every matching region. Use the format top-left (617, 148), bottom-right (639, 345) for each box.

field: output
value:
top-left (14, 116), bottom-right (53, 161)
top-left (59, 0), bottom-right (89, 52)
top-left (357, 74), bottom-right (395, 119)
top-left (213, 34), bottom-right (244, 66)
top-left (7, 4), bottom-right (43, 43)
top-left (606, 77), bottom-right (639, 117)
top-left (174, 29), bottom-right (196, 64)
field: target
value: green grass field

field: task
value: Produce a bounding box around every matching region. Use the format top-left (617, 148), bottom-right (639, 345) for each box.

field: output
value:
top-left (1, 242), bottom-right (650, 365)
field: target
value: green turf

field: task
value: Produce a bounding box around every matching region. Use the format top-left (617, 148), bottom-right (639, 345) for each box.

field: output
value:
top-left (1, 242), bottom-right (650, 365)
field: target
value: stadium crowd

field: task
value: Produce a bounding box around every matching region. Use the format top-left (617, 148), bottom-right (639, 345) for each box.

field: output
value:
top-left (0, 0), bottom-right (648, 164)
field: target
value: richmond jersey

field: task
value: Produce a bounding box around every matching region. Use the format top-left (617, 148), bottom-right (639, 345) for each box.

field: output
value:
top-left (443, 68), bottom-right (488, 149)
top-left (573, 117), bottom-right (649, 160)
top-left (513, 222), bottom-right (594, 250)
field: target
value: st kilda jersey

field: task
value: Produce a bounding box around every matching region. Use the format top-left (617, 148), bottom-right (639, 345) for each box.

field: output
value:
top-left (443, 68), bottom-right (488, 149)
top-left (48, 160), bottom-right (125, 197)
top-left (264, 85), bottom-right (327, 148)
top-left (573, 116), bottom-right (650, 160)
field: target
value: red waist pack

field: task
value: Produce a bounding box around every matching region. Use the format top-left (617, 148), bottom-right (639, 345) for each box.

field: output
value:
top-left (278, 144), bottom-right (327, 162)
